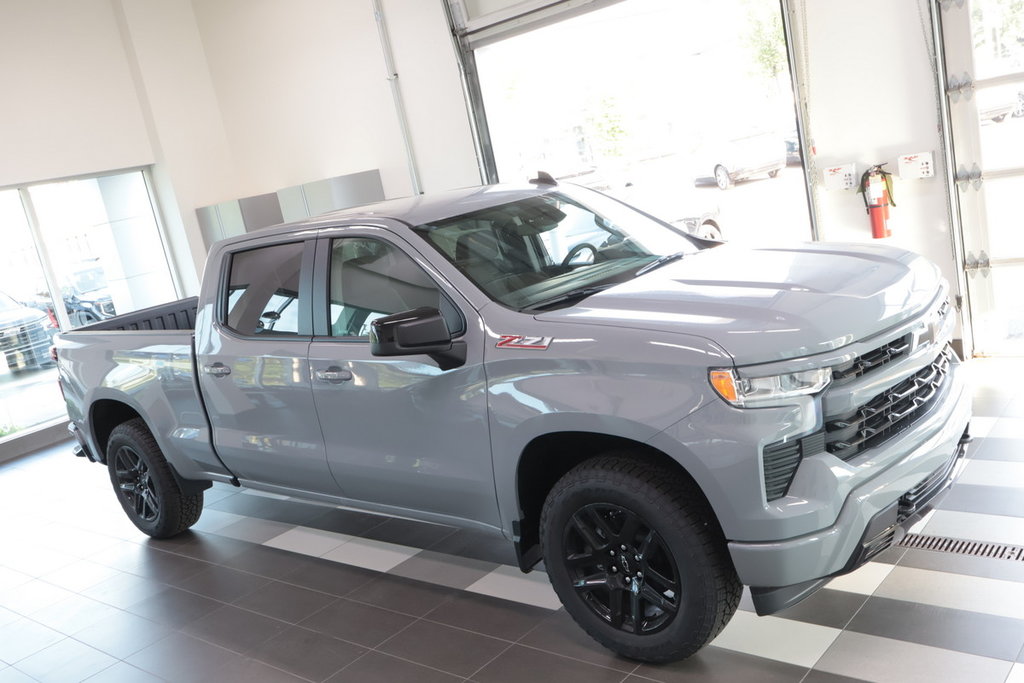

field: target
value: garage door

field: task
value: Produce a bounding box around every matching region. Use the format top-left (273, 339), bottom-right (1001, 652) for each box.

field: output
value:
top-left (448, 0), bottom-right (815, 245)
top-left (940, 0), bottom-right (1024, 355)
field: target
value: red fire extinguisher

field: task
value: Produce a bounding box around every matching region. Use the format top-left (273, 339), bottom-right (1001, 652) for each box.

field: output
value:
top-left (858, 164), bottom-right (896, 239)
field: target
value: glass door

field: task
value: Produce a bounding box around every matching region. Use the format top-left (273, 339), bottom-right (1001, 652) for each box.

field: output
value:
top-left (0, 190), bottom-right (66, 438)
top-left (941, 0), bottom-right (1024, 355)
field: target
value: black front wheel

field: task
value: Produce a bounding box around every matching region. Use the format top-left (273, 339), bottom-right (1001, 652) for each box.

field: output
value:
top-left (541, 455), bottom-right (740, 662)
top-left (107, 418), bottom-right (203, 538)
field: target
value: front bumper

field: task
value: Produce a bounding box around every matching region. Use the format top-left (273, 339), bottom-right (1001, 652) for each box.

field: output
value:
top-left (728, 357), bottom-right (972, 614)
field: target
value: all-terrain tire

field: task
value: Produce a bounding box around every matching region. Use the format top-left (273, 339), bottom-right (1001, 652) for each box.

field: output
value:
top-left (540, 454), bottom-right (741, 662)
top-left (106, 418), bottom-right (203, 538)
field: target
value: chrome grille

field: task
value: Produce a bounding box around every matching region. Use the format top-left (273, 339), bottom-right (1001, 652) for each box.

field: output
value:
top-left (825, 346), bottom-right (953, 460)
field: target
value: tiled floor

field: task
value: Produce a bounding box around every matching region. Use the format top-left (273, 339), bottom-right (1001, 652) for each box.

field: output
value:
top-left (1, 358), bottom-right (1023, 682)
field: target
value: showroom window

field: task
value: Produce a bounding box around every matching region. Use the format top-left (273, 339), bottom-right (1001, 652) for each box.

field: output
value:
top-left (451, 0), bottom-right (814, 245)
top-left (0, 169), bottom-right (177, 443)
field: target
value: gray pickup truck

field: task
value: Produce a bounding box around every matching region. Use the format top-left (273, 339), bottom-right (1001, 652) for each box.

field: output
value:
top-left (56, 177), bottom-right (971, 662)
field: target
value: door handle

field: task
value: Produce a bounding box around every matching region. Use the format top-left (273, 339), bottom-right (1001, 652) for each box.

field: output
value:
top-left (204, 362), bottom-right (231, 377)
top-left (315, 366), bottom-right (353, 383)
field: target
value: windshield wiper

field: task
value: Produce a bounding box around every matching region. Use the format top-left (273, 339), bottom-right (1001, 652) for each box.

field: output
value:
top-left (636, 250), bottom-right (687, 276)
top-left (521, 284), bottom-right (616, 312)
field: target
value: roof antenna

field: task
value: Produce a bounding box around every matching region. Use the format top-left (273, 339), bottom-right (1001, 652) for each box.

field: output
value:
top-left (529, 171), bottom-right (558, 186)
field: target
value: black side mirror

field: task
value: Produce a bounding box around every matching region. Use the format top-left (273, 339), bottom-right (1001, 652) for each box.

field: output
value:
top-left (370, 307), bottom-right (466, 370)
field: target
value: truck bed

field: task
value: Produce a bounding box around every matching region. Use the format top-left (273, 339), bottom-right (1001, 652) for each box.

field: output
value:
top-left (79, 297), bottom-right (198, 332)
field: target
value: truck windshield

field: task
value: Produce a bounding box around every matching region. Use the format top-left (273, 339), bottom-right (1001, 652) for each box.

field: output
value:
top-left (413, 188), bottom-right (699, 311)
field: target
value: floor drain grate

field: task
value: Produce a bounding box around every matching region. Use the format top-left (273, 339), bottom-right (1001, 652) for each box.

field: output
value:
top-left (898, 533), bottom-right (1024, 561)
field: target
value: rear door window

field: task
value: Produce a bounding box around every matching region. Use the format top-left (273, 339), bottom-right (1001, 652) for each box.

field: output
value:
top-left (224, 242), bottom-right (307, 336)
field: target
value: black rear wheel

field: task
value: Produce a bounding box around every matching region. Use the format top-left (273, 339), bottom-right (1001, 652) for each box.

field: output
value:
top-left (541, 455), bottom-right (740, 662)
top-left (107, 418), bottom-right (203, 538)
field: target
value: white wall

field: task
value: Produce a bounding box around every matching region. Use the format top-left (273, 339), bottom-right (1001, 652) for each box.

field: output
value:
top-left (0, 0), bottom-right (962, 310)
top-left (0, 0), bottom-right (153, 186)
top-left (790, 0), bottom-right (960, 302)
top-left (0, 0), bottom-right (480, 291)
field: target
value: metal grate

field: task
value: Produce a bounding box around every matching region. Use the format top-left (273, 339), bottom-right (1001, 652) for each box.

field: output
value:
top-left (898, 533), bottom-right (1024, 561)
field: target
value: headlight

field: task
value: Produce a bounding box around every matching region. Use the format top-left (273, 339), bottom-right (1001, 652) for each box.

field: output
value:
top-left (709, 367), bottom-right (832, 407)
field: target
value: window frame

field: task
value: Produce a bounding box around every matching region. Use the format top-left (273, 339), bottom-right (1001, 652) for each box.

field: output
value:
top-left (216, 238), bottom-right (316, 339)
top-left (311, 233), bottom-right (467, 342)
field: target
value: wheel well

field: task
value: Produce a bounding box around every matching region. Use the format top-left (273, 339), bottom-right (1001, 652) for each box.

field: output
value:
top-left (513, 432), bottom-right (708, 571)
top-left (90, 400), bottom-right (142, 463)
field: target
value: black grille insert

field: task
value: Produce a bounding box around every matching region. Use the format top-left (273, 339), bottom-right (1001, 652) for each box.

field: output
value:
top-left (832, 335), bottom-right (911, 382)
top-left (762, 431), bottom-right (824, 501)
top-left (825, 346), bottom-right (952, 460)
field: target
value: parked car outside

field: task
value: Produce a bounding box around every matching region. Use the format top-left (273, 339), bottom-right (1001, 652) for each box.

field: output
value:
top-left (0, 291), bottom-right (56, 373)
top-left (693, 129), bottom-right (787, 190)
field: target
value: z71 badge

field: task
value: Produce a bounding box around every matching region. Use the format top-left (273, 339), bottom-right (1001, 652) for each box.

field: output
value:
top-left (496, 335), bottom-right (554, 350)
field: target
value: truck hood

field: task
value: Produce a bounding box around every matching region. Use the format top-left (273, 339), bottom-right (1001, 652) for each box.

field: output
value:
top-left (535, 243), bottom-right (943, 364)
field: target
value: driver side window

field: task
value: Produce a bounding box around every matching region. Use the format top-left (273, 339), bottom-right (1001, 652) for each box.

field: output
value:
top-left (328, 237), bottom-right (463, 338)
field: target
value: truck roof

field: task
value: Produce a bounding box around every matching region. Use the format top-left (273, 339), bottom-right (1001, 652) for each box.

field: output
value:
top-left (223, 182), bottom-right (554, 247)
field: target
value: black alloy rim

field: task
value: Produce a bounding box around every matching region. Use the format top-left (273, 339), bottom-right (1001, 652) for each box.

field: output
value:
top-left (113, 446), bottom-right (160, 522)
top-left (563, 503), bottom-right (680, 634)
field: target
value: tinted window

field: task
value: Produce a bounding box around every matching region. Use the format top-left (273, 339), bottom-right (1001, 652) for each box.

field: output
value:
top-left (225, 242), bottom-right (304, 336)
top-left (328, 238), bottom-right (463, 338)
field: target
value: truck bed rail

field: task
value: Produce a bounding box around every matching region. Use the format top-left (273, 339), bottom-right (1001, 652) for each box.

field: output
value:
top-left (78, 297), bottom-right (198, 332)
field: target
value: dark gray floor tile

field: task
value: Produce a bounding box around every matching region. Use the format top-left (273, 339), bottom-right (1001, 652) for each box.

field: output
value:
top-left (39, 559), bottom-right (123, 593)
top-left (937, 483), bottom-right (1024, 517)
top-left (123, 586), bottom-right (223, 628)
top-left (423, 591), bottom-right (550, 641)
top-left (634, 645), bottom-right (809, 682)
top-left (473, 645), bottom-right (625, 683)
top-left (0, 544), bottom-right (76, 577)
top-left (0, 667), bottom-right (36, 683)
top-left (170, 564), bottom-right (271, 602)
top-left (769, 588), bottom-right (868, 630)
top-left (348, 574), bottom-right (456, 617)
top-left (0, 578), bottom-right (74, 616)
top-left (327, 651), bottom-right (461, 683)
top-left (126, 632), bottom-right (248, 682)
top-left (279, 556), bottom-right (377, 597)
top-left (207, 656), bottom-right (310, 683)
top-left (253, 625), bottom-right (366, 682)
top-left (119, 546), bottom-right (211, 584)
top-left (72, 610), bottom-right (172, 660)
top-left (801, 671), bottom-right (870, 683)
top-left (390, 549), bottom-right (497, 589)
top-left (971, 436), bottom-right (1024, 462)
top-left (183, 604), bottom-right (290, 655)
top-left (79, 572), bottom-right (167, 610)
top-left (145, 532), bottom-right (253, 564)
top-left (221, 544), bottom-right (325, 580)
top-left (0, 617), bottom-right (65, 666)
top-left (27, 593), bottom-right (122, 635)
top-left (427, 528), bottom-right (518, 565)
top-left (304, 508), bottom-right (389, 536)
top-left (377, 619), bottom-right (510, 678)
top-left (209, 494), bottom-right (323, 526)
top-left (233, 579), bottom-right (336, 623)
top-left (300, 597), bottom-right (415, 647)
top-left (897, 547), bottom-right (1024, 582)
top-left (846, 595), bottom-right (1024, 660)
top-left (517, 609), bottom-right (637, 673)
top-left (359, 518), bottom-right (457, 549)
top-left (12, 637), bottom-right (116, 683)
top-left (82, 661), bottom-right (165, 683)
